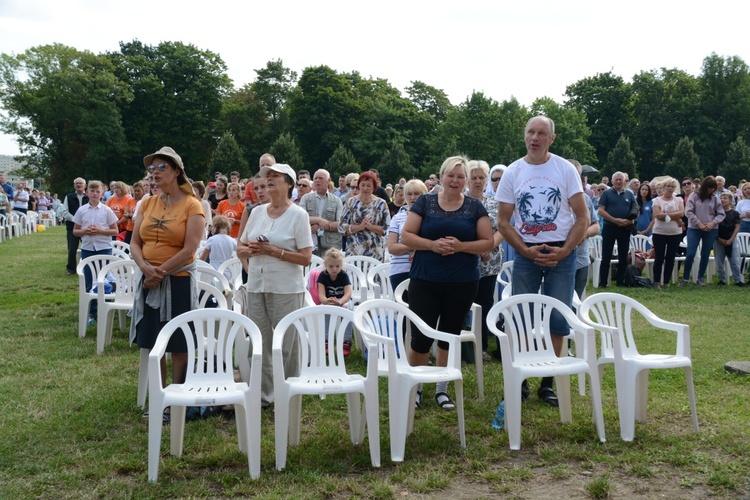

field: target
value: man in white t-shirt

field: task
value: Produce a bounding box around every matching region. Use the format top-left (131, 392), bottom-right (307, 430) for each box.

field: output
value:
top-left (495, 115), bottom-right (590, 407)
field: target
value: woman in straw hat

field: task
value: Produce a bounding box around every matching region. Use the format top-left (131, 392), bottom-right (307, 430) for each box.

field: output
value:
top-left (129, 147), bottom-right (205, 420)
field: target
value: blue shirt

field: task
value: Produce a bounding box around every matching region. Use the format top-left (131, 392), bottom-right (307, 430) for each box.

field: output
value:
top-left (409, 193), bottom-right (488, 283)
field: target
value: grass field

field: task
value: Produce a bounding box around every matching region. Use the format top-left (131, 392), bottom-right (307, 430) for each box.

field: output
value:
top-left (1, 225), bottom-right (749, 498)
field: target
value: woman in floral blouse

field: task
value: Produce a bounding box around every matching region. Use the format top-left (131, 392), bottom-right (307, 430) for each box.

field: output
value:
top-left (338, 171), bottom-right (390, 261)
top-left (468, 160), bottom-right (504, 361)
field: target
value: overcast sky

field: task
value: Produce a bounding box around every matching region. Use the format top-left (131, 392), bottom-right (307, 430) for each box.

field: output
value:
top-left (1, 0), bottom-right (747, 156)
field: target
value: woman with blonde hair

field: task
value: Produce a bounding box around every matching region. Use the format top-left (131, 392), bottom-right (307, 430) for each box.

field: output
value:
top-left (387, 179), bottom-right (428, 291)
top-left (402, 156), bottom-right (493, 409)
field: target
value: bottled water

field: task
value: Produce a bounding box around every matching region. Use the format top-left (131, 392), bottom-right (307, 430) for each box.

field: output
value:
top-left (492, 400), bottom-right (505, 430)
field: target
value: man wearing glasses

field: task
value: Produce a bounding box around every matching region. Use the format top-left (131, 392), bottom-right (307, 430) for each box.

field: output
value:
top-left (294, 178), bottom-right (312, 204)
top-left (63, 178), bottom-right (88, 275)
top-left (301, 169), bottom-right (343, 256)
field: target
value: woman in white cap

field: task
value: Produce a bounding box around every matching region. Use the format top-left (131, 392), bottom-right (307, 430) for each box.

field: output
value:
top-left (130, 147), bottom-right (205, 420)
top-left (237, 164), bottom-right (313, 408)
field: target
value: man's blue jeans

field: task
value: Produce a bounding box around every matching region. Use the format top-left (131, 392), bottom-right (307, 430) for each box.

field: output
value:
top-left (683, 228), bottom-right (718, 282)
top-left (511, 250), bottom-right (576, 336)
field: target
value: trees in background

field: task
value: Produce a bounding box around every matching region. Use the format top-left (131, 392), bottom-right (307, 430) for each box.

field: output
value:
top-left (210, 133), bottom-right (248, 181)
top-left (0, 44), bottom-right (131, 195)
top-left (2, 43), bottom-right (750, 189)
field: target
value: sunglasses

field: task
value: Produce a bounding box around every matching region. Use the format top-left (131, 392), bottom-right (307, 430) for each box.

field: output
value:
top-left (149, 183), bottom-right (156, 189)
top-left (682, 182), bottom-right (692, 186)
top-left (491, 177), bottom-right (502, 182)
top-left (350, 185), bottom-right (359, 189)
top-left (297, 183), bottom-right (310, 187)
top-left (147, 163), bottom-right (169, 173)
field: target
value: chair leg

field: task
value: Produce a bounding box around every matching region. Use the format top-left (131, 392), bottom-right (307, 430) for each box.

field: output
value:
top-left (684, 366), bottom-right (699, 433)
top-left (247, 396), bottom-right (262, 479)
top-left (345, 392), bottom-right (363, 445)
top-left (455, 380), bottom-right (465, 449)
top-left (472, 337), bottom-right (484, 398)
top-left (289, 394), bottom-right (303, 447)
top-left (617, 368), bottom-right (638, 442)
top-left (147, 400), bottom-right (165, 482)
top-left (505, 378), bottom-right (523, 450)
top-left (170, 405), bottom-right (186, 457)
top-left (636, 369), bottom-right (649, 422)
top-left (78, 297), bottom-right (90, 338)
top-left (96, 311), bottom-right (107, 355)
top-left (364, 384), bottom-right (381, 467)
top-left (137, 349), bottom-right (149, 409)
top-left (388, 381), bottom-right (410, 462)
top-left (556, 375), bottom-right (573, 424)
top-left (587, 368), bottom-right (607, 443)
top-left (274, 394), bottom-right (290, 470)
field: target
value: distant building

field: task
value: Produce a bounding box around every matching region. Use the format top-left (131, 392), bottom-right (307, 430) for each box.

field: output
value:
top-left (0, 155), bottom-right (32, 189)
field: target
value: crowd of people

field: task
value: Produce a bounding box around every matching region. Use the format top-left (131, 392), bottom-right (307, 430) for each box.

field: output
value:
top-left (15, 113), bottom-right (743, 422)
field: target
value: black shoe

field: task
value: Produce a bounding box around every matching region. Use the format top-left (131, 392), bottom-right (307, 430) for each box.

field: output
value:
top-left (717, 281), bottom-right (726, 286)
top-left (521, 380), bottom-right (530, 401)
top-left (735, 282), bottom-right (746, 287)
top-left (538, 386), bottom-right (559, 407)
top-left (67, 269), bottom-right (76, 275)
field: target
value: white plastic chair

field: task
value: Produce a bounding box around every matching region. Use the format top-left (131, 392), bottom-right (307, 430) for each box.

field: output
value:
top-left (273, 306), bottom-right (380, 470)
top-left (578, 292), bottom-right (698, 442)
top-left (486, 294), bottom-right (606, 450)
top-left (354, 299), bottom-right (465, 462)
top-left (0, 213), bottom-right (7, 242)
top-left (112, 240), bottom-right (130, 255)
top-left (196, 265), bottom-right (232, 302)
top-left (7, 212), bottom-right (22, 238)
top-left (137, 281), bottom-right (229, 409)
top-left (26, 211), bottom-right (38, 233)
top-left (344, 255), bottom-right (382, 280)
top-left (218, 257), bottom-right (244, 296)
top-left (497, 260), bottom-right (514, 301)
top-left (303, 254), bottom-right (324, 279)
top-left (733, 233), bottom-right (750, 278)
top-left (629, 234), bottom-right (654, 281)
top-left (147, 309), bottom-right (263, 481)
top-left (76, 254), bottom-right (123, 338)
top-left (366, 262), bottom-right (393, 300)
top-left (96, 259), bottom-right (138, 354)
top-left (590, 235), bottom-right (619, 287)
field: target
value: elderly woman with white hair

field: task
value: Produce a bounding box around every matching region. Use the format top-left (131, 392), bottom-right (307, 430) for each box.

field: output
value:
top-left (468, 160), bottom-right (504, 361)
top-left (402, 156), bottom-right (493, 410)
top-left (237, 164), bottom-right (313, 408)
top-left (484, 164), bottom-right (506, 196)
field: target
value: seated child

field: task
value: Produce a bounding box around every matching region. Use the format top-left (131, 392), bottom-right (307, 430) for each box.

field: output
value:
top-left (316, 248), bottom-right (353, 356)
top-left (200, 215), bottom-right (237, 281)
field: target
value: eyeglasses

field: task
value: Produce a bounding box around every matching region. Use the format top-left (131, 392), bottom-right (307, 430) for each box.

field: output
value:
top-left (350, 185), bottom-right (359, 190)
top-left (491, 177), bottom-right (502, 182)
top-left (147, 163), bottom-right (169, 173)
top-left (297, 183), bottom-right (309, 187)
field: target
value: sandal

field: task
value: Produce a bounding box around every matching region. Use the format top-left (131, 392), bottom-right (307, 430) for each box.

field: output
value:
top-left (415, 389), bottom-right (422, 409)
top-left (537, 386), bottom-right (559, 407)
top-left (435, 392), bottom-right (455, 411)
top-left (521, 380), bottom-right (530, 401)
top-left (142, 408), bottom-right (171, 423)
top-left (482, 351), bottom-right (492, 362)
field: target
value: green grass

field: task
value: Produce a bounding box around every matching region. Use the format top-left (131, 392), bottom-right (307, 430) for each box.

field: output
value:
top-left (1, 226), bottom-right (749, 498)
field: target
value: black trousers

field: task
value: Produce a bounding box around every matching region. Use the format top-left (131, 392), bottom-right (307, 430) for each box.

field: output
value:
top-left (599, 223), bottom-right (631, 286)
top-left (66, 229), bottom-right (81, 273)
